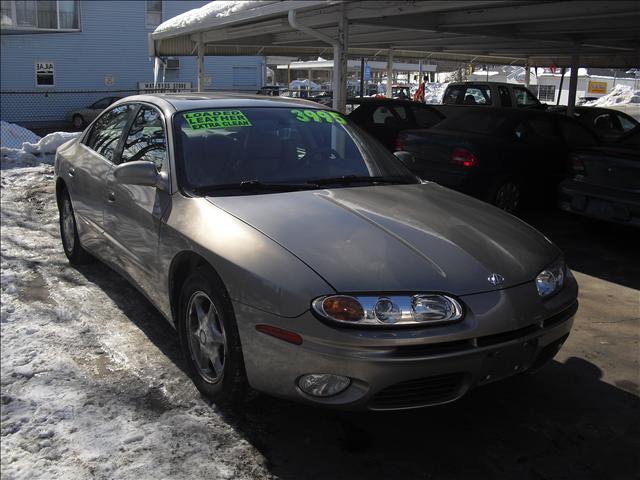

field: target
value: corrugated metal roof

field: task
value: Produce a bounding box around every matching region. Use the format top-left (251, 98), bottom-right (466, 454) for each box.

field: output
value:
top-left (150, 1), bottom-right (640, 67)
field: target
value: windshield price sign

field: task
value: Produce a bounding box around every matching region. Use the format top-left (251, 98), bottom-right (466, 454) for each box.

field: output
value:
top-left (184, 110), bottom-right (252, 129)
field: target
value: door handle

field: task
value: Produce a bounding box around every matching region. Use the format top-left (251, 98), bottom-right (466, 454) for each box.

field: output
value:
top-left (67, 167), bottom-right (76, 177)
top-left (107, 191), bottom-right (116, 202)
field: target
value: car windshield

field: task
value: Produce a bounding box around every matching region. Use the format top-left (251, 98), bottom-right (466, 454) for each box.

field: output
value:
top-left (173, 107), bottom-right (418, 194)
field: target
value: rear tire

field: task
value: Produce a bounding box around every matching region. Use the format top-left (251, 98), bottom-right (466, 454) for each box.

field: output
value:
top-left (178, 267), bottom-right (248, 406)
top-left (72, 114), bottom-right (85, 130)
top-left (58, 188), bottom-right (93, 265)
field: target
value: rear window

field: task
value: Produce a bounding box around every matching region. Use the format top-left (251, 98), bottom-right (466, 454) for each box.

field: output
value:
top-left (436, 111), bottom-right (508, 135)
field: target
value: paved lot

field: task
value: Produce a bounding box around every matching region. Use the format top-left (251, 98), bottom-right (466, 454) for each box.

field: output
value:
top-left (1, 164), bottom-right (638, 479)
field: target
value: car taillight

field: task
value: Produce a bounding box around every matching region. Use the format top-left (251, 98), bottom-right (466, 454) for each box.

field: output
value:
top-left (450, 148), bottom-right (478, 167)
top-left (569, 154), bottom-right (585, 174)
top-left (395, 135), bottom-right (405, 151)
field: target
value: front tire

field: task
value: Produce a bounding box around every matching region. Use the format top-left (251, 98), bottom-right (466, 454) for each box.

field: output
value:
top-left (58, 188), bottom-right (92, 264)
top-left (178, 268), bottom-right (248, 405)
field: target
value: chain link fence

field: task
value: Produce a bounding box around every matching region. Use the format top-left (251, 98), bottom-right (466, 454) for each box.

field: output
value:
top-left (0, 87), bottom-right (256, 143)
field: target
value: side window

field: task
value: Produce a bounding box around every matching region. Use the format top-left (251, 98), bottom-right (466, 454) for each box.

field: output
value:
top-left (616, 114), bottom-right (637, 132)
top-left (514, 87), bottom-right (540, 107)
top-left (514, 118), bottom-right (557, 142)
top-left (463, 86), bottom-right (491, 105)
top-left (592, 113), bottom-right (621, 133)
top-left (558, 119), bottom-right (599, 147)
top-left (391, 106), bottom-right (408, 121)
top-left (121, 106), bottom-right (167, 169)
top-left (443, 86), bottom-right (464, 105)
top-left (91, 98), bottom-right (111, 109)
top-left (498, 86), bottom-right (512, 107)
top-left (84, 104), bottom-right (133, 162)
top-left (372, 106), bottom-right (395, 125)
top-left (410, 105), bottom-right (442, 128)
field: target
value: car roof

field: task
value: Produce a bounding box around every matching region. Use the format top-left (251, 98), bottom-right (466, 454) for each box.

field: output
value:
top-left (446, 81), bottom-right (520, 87)
top-left (347, 97), bottom-right (420, 105)
top-left (111, 92), bottom-right (327, 112)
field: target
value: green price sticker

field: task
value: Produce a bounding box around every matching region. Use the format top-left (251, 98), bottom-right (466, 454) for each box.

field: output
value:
top-left (290, 109), bottom-right (347, 125)
top-left (183, 110), bottom-right (252, 129)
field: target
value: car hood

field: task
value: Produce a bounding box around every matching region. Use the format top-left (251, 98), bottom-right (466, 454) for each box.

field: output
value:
top-left (206, 183), bottom-right (559, 295)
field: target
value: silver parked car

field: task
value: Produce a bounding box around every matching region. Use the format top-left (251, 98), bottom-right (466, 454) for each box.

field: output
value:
top-left (66, 96), bottom-right (122, 129)
top-left (54, 94), bottom-right (578, 410)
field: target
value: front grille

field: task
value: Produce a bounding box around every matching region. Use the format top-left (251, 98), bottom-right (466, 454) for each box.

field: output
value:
top-left (369, 373), bottom-right (468, 410)
top-left (390, 301), bottom-right (578, 359)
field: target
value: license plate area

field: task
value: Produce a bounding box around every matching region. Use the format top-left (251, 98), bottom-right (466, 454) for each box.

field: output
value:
top-left (480, 340), bottom-right (539, 383)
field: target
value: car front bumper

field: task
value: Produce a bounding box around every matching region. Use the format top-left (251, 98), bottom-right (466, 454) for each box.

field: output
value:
top-left (234, 275), bottom-right (578, 411)
top-left (559, 179), bottom-right (640, 227)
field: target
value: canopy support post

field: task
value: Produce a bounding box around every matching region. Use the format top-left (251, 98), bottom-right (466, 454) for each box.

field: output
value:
top-left (197, 33), bottom-right (205, 92)
top-left (524, 59), bottom-right (531, 88)
top-left (567, 45), bottom-right (580, 116)
top-left (386, 48), bottom-right (394, 98)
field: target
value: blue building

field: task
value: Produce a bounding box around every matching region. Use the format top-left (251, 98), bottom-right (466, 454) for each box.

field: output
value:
top-left (0, 0), bottom-right (266, 125)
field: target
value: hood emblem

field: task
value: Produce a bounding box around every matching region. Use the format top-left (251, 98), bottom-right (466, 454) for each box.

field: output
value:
top-left (487, 273), bottom-right (505, 286)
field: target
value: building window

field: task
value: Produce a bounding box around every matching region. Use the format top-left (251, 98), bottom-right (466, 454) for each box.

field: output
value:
top-left (538, 85), bottom-right (556, 102)
top-left (146, 0), bottom-right (162, 28)
top-left (35, 61), bottom-right (55, 87)
top-left (1, 0), bottom-right (79, 31)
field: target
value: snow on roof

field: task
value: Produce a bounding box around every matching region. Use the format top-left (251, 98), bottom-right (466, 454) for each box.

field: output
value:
top-left (585, 84), bottom-right (640, 107)
top-left (154, 1), bottom-right (269, 34)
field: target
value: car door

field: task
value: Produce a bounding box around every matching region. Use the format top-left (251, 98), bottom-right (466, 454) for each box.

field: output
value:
top-left (68, 103), bottom-right (135, 252)
top-left (103, 104), bottom-right (172, 306)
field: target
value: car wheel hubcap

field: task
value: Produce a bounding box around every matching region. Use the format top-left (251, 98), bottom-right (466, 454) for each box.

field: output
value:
top-left (186, 291), bottom-right (226, 384)
top-left (495, 182), bottom-right (520, 212)
top-left (61, 196), bottom-right (76, 252)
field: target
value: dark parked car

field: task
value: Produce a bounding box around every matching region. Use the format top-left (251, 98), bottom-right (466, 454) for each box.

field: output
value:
top-left (547, 106), bottom-right (638, 143)
top-left (395, 107), bottom-right (600, 212)
top-left (558, 126), bottom-right (640, 227)
top-left (347, 98), bottom-right (445, 150)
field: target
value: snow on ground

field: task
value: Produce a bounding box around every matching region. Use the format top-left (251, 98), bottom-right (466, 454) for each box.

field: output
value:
top-left (1, 123), bottom-right (82, 170)
top-left (0, 162), bottom-right (272, 477)
top-left (154, 1), bottom-right (270, 34)
top-left (1, 121), bottom-right (40, 149)
top-left (585, 84), bottom-right (640, 107)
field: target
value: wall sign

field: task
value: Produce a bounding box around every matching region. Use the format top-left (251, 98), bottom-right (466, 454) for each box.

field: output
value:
top-left (35, 61), bottom-right (54, 87)
top-left (138, 82), bottom-right (192, 92)
top-left (587, 81), bottom-right (607, 94)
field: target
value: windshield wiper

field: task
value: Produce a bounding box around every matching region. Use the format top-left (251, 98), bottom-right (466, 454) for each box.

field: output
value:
top-left (192, 180), bottom-right (317, 195)
top-left (308, 175), bottom-right (414, 186)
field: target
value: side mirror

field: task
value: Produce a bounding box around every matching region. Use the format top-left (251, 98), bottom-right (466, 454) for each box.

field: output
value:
top-left (393, 150), bottom-right (416, 167)
top-left (113, 160), bottom-right (167, 190)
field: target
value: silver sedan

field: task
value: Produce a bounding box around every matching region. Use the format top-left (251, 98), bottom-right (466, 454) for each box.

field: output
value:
top-left (54, 94), bottom-right (578, 410)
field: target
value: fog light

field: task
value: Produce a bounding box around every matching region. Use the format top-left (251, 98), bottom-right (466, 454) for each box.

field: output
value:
top-left (298, 374), bottom-right (351, 397)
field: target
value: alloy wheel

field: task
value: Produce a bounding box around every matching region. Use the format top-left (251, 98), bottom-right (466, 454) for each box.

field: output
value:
top-left (186, 291), bottom-right (227, 384)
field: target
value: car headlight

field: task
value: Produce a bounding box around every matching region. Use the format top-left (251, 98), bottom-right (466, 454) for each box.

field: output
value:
top-left (312, 294), bottom-right (463, 326)
top-left (536, 258), bottom-right (566, 298)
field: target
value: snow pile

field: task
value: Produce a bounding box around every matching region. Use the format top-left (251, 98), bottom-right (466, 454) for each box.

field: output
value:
top-left (0, 165), bottom-right (272, 479)
top-left (1, 120), bottom-right (40, 149)
top-left (1, 121), bottom-right (80, 169)
top-left (154, 1), bottom-right (272, 34)
top-left (585, 84), bottom-right (640, 107)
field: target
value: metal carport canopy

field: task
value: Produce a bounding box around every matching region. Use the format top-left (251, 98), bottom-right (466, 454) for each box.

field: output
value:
top-left (149, 0), bottom-right (640, 111)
